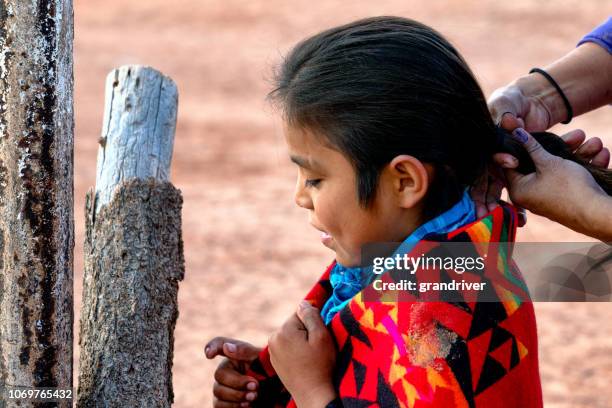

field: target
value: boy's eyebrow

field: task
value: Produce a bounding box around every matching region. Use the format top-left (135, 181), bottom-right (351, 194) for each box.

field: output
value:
top-left (289, 155), bottom-right (322, 171)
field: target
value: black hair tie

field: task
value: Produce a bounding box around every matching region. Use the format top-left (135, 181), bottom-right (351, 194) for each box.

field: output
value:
top-left (529, 68), bottom-right (573, 124)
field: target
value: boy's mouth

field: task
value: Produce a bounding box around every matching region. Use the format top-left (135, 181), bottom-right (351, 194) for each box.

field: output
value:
top-left (321, 232), bottom-right (334, 247)
top-left (311, 224), bottom-right (334, 248)
top-left (320, 231), bottom-right (333, 248)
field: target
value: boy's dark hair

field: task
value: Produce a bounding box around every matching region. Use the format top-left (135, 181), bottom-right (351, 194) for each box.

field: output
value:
top-left (270, 16), bottom-right (612, 219)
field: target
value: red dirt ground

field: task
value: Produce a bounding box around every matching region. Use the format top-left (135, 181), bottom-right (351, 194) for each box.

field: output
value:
top-left (73, 1), bottom-right (611, 406)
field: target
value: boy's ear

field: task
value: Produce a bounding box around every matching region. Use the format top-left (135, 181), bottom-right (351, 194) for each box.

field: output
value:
top-left (386, 155), bottom-right (432, 208)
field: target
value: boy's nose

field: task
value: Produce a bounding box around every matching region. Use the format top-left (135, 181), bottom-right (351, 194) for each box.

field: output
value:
top-left (294, 181), bottom-right (314, 210)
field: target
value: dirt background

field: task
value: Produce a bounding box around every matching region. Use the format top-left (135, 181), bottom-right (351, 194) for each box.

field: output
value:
top-left (73, 1), bottom-right (611, 407)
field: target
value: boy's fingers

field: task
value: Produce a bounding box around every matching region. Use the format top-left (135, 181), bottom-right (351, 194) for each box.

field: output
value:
top-left (296, 301), bottom-right (325, 336)
top-left (213, 382), bottom-right (257, 403)
top-left (206, 337), bottom-right (230, 358)
top-left (469, 179), bottom-right (488, 218)
top-left (214, 359), bottom-right (258, 390)
top-left (470, 172), bottom-right (497, 217)
top-left (205, 337), bottom-right (260, 361)
top-left (222, 342), bottom-right (261, 362)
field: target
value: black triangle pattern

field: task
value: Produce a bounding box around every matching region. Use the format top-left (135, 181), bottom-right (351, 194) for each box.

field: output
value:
top-left (352, 358), bottom-right (367, 396)
top-left (339, 307), bottom-right (373, 348)
top-left (444, 336), bottom-right (476, 408)
top-left (510, 337), bottom-right (520, 369)
top-left (488, 327), bottom-right (513, 352)
top-left (449, 300), bottom-right (474, 315)
top-left (467, 301), bottom-right (508, 340)
top-left (474, 355), bottom-right (507, 395)
top-left (376, 370), bottom-right (400, 408)
top-left (334, 337), bottom-right (354, 390)
top-left (337, 397), bottom-right (377, 408)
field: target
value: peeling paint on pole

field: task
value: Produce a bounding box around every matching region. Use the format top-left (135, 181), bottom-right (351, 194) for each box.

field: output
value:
top-left (0, 0), bottom-right (74, 404)
top-left (77, 66), bottom-right (181, 407)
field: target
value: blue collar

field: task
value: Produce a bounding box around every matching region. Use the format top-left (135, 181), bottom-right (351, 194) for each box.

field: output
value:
top-left (320, 189), bottom-right (476, 324)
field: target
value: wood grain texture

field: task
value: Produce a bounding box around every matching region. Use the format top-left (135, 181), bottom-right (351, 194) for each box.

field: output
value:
top-left (95, 65), bottom-right (178, 214)
top-left (0, 1), bottom-right (74, 405)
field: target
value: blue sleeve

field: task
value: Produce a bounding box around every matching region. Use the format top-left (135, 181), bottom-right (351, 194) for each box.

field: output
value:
top-left (577, 17), bottom-right (612, 54)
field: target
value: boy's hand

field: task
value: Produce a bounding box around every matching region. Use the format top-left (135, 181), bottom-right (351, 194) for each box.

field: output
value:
top-left (205, 337), bottom-right (262, 407)
top-left (269, 301), bottom-right (337, 408)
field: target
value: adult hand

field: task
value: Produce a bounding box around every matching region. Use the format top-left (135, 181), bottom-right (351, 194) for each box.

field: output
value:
top-left (472, 128), bottom-right (610, 222)
top-left (474, 82), bottom-right (610, 222)
top-left (205, 337), bottom-right (262, 407)
top-left (488, 83), bottom-right (552, 132)
top-left (495, 128), bottom-right (611, 241)
top-left (269, 301), bottom-right (337, 408)
top-left (494, 125), bottom-right (610, 168)
top-left (488, 69), bottom-right (610, 168)
top-left (489, 42), bottom-right (612, 132)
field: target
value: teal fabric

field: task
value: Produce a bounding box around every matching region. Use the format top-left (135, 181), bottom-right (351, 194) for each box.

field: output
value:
top-left (320, 189), bottom-right (476, 325)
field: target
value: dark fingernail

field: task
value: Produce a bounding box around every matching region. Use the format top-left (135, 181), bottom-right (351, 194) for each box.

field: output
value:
top-left (246, 382), bottom-right (257, 391)
top-left (246, 392), bottom-right (257, 401)
top-left (204, 346), bottom-right (210, 357)
top-left (511, 128), bottom-right (529, 144)
top-left (498, 111), bottom-right (515, 127)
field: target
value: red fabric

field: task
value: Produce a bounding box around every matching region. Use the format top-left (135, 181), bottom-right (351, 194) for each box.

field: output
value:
top-left (248, 203), bottom-right (542, 407)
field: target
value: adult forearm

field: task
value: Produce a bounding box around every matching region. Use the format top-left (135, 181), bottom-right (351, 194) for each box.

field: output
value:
top-left (513, 42), bottom-right (612, 126)
top-left (580, 192), bottom-right (612, 242)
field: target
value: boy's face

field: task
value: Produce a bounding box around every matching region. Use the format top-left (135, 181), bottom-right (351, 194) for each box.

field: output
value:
top-left (284, 123), bottom-right (421, 267)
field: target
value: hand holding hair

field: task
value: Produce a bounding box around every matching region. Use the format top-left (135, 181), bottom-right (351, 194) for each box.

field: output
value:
top-left (485, 37), bottom-right (612, 232)
top-left (495, 128), bottom-right (612, 241)
top-left (496, 127), bottom-right (611, 196)
top-left (471, 126), bottom-right (610, 224)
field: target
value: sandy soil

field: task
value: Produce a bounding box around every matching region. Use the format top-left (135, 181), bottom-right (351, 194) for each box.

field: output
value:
top-left (73, 1), bottom-right (611, 406)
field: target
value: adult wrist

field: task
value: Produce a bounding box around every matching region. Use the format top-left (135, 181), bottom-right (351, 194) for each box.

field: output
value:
top-left (582, 192), bottom-right (612, 242)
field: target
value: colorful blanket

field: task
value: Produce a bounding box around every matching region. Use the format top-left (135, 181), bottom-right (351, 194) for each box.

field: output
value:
top-left (248, 203), bottom-right (542, 407)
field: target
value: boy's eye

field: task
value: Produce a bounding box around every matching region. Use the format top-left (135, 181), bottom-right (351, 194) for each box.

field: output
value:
top-left (305, 178), bottom-right (322, 188)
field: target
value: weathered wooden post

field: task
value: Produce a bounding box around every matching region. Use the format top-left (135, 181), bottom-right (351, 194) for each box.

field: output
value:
top-left (0, 0), bottom-right (74, 405)
top-left (77, 66), bottom-right (183, 407)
